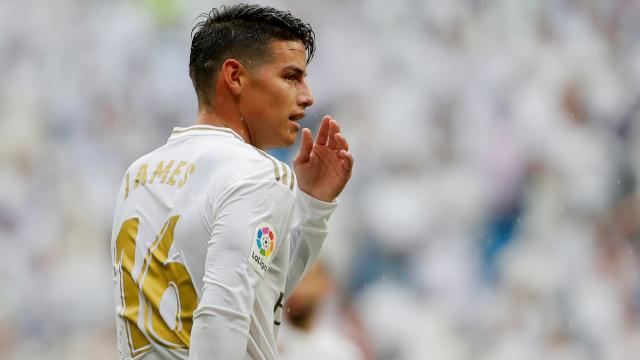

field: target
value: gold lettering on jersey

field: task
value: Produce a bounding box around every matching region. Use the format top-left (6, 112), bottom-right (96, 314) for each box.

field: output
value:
top-left (167, 161), bottom-right (187, 186)
top-left (128, 160), bottom-right (196, 193)
top-left (178, 164), bottom-right (196, 189)
top-left (114, 218), bottom-right (152, 356)
top-left (134, 164), bottom-right (148, 189)
top-left (114, 215), bottom-right (198, 352)
top-left (150, 160), bottom-right (175, 184)
top-left (124, 172), bottom-right (130, 200)
top-left (141, 215), bottom-right (197, 347)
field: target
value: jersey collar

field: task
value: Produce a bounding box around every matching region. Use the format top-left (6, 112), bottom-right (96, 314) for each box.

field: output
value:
top-left (168, 125), bottom-right (245, 142)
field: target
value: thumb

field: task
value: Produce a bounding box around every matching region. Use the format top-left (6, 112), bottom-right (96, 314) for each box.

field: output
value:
top-left (293, 128), bottom-right (313, 165)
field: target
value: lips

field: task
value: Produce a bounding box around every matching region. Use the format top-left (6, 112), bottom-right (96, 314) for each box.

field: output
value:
top-left (289, 112), bottom-right (305, 122)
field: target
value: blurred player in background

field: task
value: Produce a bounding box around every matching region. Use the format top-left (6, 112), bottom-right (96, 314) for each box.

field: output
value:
top-left (110, 3), bottom-right (353, 359)
top-left (279, 262), bottom-right (365, 360)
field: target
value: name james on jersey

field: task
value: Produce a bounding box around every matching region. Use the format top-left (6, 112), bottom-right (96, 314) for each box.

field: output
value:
top-left (124, 160), bottom-right (197, 200)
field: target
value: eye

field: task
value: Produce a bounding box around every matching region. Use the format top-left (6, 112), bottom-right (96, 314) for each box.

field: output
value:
top-left (284, 74), bottom-right (298, 83)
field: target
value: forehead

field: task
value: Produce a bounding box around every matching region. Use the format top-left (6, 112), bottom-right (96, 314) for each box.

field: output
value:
top-left (264, 40), bottom-right (307, 70)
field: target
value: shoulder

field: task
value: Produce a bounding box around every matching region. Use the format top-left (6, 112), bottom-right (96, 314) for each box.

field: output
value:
top-left (219, 147), bottom-right (295, 201)
top-left (191, 131), bottom-right (294, 189)
top-left (209, 148), bottom-right (297, 218)
top-left (184, 136), bottom-right (295, 197)
top-left (240, 147), bottom-right (296, 191)
top-left (163, 127), bottom-right (294, 188)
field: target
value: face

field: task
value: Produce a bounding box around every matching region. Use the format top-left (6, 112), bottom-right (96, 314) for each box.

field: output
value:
top-left (238, 40), bottom-right (314, 149)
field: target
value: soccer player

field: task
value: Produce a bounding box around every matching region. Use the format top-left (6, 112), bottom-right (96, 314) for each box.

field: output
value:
top-left (279, 262), bottom-right (365, 360)
top-left (110, 4), bottom-right (353, 360)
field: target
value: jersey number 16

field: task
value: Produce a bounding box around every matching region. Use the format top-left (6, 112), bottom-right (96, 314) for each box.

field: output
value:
top-left (114, 215), bottom-right (197, 357)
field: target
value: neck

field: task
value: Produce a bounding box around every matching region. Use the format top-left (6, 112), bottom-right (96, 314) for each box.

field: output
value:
top-left (195, 108), bottom-right (253, 145)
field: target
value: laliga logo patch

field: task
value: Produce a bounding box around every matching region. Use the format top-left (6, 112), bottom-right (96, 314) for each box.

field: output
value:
top-left (257, 226), bottom-right (275, 257)
top-left (248, 222), bottom-right (277, 277)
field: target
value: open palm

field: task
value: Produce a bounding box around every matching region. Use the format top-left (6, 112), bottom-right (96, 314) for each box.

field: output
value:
top-left (293, 116), bottom-right (354, 202)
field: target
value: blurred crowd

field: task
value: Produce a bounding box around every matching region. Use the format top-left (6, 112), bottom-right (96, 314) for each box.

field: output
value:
top-left (1, 0), bottom-right (639, 359)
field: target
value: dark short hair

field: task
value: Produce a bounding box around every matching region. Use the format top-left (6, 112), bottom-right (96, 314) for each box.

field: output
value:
top-left (189, 3), bottom-right (316, 108)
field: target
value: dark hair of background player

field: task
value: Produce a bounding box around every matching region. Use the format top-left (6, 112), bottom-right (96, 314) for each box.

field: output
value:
top-left (189, 3), bottom-right (316, 109)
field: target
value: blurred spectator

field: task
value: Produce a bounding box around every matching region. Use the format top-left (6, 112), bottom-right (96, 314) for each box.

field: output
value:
top-left (279, 262), bottom-right (366, 360)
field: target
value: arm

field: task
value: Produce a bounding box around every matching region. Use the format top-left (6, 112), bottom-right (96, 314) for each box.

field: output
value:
top-left (284, 188), bottom-right (338, 298)
top-left (285, 115), bottom-right (353, 297)
top-left (189, 178), bottom-right (294, 360)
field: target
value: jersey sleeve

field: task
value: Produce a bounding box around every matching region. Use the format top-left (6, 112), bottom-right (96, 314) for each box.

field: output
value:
top-left (189, 177), bottom-right (294, 360)
top-left (284, 187), bottom-right (338, 299)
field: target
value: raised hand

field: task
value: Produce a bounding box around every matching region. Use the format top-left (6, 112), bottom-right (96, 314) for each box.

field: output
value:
top-left (293, 115), bottom-right (354, 202)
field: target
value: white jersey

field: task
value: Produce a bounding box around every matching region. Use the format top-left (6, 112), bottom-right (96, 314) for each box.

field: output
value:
top-left (110, 125), bottom-right (337, 360)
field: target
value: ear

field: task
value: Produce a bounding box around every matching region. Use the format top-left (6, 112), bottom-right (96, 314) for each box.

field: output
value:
top-left (220, 59), bottom-right (246, 96)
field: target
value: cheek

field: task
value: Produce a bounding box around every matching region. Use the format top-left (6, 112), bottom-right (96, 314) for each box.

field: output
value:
top-left (268, 82), bottom-right (296, 106)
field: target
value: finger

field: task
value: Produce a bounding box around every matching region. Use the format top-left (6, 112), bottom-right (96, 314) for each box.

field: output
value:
top-left (315, 116), bottom-right (332, 146)
top-left (335, 133), bottom-right (349, 151)
top-left (293, 128), bottom-right (313, 164)
top-left (339, 150), bottom-right (354, 173)
top-left (327, 120), bottom-right (339, 150)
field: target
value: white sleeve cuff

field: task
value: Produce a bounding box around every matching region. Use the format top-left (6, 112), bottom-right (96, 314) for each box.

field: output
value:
top-left (294, 187), bottom-right (339, 228)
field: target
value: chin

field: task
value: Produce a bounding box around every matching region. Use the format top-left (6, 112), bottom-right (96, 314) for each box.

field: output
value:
top-left (280, 129), bottom-right (297, 147)
top-left (262, 136), bottom-right (294, 150)
top-left (271, 139), bottom-right (294, 149)
top-left (284, 135), bottom-right (297, 147)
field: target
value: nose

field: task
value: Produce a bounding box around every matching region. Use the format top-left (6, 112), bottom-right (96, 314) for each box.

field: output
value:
top-left (298, 80), bottom-right (314, 108)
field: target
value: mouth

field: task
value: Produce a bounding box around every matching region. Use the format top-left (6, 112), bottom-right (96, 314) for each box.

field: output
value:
top-left (289, 112), bottom-right (305, 122)
top-left (288, 113), bottom-right (304, 132)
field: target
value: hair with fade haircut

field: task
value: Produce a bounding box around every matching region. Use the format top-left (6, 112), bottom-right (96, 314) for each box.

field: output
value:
top-left (189, 3), bottom-right (316, 108)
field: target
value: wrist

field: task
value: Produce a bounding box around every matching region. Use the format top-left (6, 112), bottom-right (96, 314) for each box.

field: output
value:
top-left (294, 187), bottom-right (339, 224)
top-left (298, 187), bottom-right (336, 203)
